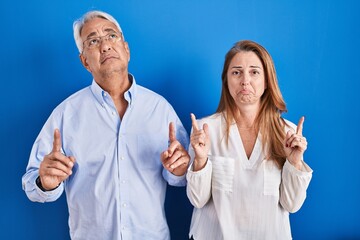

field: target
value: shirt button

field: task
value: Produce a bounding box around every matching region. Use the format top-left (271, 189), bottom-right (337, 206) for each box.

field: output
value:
top-left (112, 111), bottom-right (116, 115)
top-left (120, 156), bottom-right (124, 160)
top-left (122, 203), bottom-right (127, 207)
top-left (122, 226), bottom-right (126, 230)
top-left (121, 180), bottom-right (126, 184)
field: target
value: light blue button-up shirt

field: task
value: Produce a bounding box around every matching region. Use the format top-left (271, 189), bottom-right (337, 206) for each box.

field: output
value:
top-left (22, 74), bottom-right (189, 240)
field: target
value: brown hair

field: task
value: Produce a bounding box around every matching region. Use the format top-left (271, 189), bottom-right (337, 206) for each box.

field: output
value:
top-left (216, 40), bottom-right (288, 167)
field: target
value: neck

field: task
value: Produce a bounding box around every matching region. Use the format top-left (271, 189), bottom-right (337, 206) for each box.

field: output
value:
top-left (96, 71), bottom-right (130, 97)
top-left (96, 71), bottom-right (131, 119)
top-left (235, 105), bottom-right (259, 129)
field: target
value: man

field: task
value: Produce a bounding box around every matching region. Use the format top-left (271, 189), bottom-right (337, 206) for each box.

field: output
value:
top-left (22, 10), bottom-right (190, 240)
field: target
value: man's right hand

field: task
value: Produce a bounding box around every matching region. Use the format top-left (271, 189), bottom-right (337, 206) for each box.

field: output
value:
top-left (38, 129), bottom-right (75, 190)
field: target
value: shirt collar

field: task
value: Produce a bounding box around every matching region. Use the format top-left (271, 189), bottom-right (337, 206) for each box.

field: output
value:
top-left (90, 73), bottom-right (137, 108)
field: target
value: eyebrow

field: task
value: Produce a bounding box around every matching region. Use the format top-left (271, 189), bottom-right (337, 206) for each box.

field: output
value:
top-left (231, 65), bottom-right (262, 69)
top-left (85, 28), bottom-right (118, 40)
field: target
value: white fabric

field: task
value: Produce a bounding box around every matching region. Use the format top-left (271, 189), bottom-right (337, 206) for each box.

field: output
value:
top-left (186, 113), bottom-right (313, 240)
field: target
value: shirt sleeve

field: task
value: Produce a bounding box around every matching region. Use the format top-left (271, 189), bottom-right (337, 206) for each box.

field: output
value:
top-left (280, 159), bottom-right (313, 213)
top-left (22, 171), bottom-right (64, 203)
top-left (162, 169), bottom-right (187, 186)
top-left (21, 109), bottom-right (65, 202)
top-left (186, 152), bottom-right (213, 208)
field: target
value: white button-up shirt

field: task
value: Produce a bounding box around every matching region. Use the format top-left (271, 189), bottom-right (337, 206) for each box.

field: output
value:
top-left (187, 113), bottom-right (312, 240)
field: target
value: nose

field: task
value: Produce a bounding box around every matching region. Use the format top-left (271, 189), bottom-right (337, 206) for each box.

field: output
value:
top-left (240, 73), bottom-right (250, 86)
top-left (100, 40), bottom-right (112, 53)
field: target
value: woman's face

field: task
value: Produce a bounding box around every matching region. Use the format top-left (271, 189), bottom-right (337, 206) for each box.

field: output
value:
top-left (227, 51), bottom-right (266, 108)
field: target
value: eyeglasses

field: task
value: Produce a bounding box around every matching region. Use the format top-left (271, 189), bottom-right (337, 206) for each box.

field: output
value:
top-left (83, 32), bottom-right (122, 50)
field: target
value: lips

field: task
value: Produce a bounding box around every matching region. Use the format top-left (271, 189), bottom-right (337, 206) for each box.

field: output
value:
top-left (239, 89), bottom-right (251, 95)
top-left (100, 55), bottom-right (117, 64)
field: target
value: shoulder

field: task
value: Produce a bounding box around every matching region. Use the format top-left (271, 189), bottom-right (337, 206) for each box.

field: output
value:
top-left (65, 86), bottom-right (92, 101)
top-left (39, 86), bottom-right (91, 127)
top-left (134, 85), bottom-right (178, 117)
top-left (197, 112), bottom-right (223, 126)
top-left (53, 86), bottom-right (92, 113)
top-left (283, 118), bottom-right (297, 132)
top-left (136, 85), bottom-right (168, 101)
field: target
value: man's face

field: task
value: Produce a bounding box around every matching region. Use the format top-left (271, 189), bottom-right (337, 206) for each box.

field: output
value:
top-left (80, 17), bottom-right (130, 80)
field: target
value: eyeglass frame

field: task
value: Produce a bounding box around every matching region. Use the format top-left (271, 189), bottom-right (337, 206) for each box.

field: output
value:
top-left (82, 31), bottom-right (123, 50)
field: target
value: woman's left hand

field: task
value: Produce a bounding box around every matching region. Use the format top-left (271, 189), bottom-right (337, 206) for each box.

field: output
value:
top-left (284, 116), bottom-right (308, 170)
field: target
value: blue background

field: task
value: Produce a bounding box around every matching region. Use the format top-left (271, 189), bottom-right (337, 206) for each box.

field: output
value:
top-left (1, 0), bottom-right (359, 239)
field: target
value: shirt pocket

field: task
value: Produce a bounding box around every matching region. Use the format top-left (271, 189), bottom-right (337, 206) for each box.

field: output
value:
top-left (211, 156), bottom-right (235, 193)
top-left (263, 160), bottom-right (281, 196)
top-left (137, 134), bottom-right (165, 170)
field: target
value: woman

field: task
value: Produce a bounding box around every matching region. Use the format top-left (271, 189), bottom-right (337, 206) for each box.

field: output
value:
top-left (186, 40), bottom-right (313, 240)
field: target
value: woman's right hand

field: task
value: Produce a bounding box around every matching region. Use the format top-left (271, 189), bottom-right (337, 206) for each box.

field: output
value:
top-left (284, 116), bottom-right (307, 170)
top-left (190, 113), bottom-right (210, 171)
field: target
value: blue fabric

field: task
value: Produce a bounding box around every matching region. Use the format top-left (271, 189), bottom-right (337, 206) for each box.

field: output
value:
top-left (22, 74), bottom-right (189, 240)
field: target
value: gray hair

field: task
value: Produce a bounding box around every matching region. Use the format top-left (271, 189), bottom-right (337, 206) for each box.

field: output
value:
top-left (73, 10), bottom-right (123, 53)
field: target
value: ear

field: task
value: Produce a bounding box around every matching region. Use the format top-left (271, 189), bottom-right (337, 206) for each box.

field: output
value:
top-left (124, 42), bottom-right (131, 62)
top-left (80, 53), bottom-right (91, 72)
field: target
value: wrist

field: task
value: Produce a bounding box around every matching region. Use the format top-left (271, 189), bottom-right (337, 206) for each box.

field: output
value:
top-left (288, 159), bottom-right (303, 171)
top-left (193, 157), bottom-right (208, 171)
top-left (36, 176), bottom-right (60, 192)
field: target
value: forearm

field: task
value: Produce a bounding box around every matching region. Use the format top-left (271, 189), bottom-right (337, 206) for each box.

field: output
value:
top-left (280, 160), bottom-right (313, 213)
top-left (186, 160), bottom-right (212, 208)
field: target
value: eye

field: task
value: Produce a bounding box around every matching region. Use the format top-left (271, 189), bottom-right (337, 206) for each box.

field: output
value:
top-left (88, 38), bottom-right (100, 46)
top-left (251, 70), bottom-right (260, 75)
top-left (109, 33), bottom-right (118, 39)
top-left (108, 33), bottom-right (120, 41)
top-left (231, 70), bottom-right (241, 76)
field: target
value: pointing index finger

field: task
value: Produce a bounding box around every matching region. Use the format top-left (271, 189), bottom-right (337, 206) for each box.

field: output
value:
top-left (52, 129), bottom-right (62, 152)
top-left (169, 122), bottom-right (177, 143)
top-left (191, 113), bottom-right (199, 131)
top-left (296, 116), bottom-right (305, 135)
